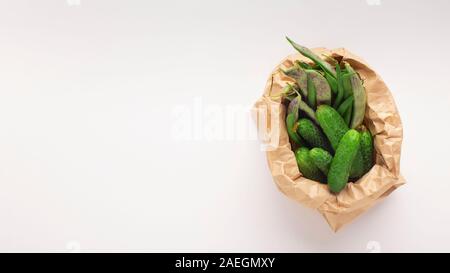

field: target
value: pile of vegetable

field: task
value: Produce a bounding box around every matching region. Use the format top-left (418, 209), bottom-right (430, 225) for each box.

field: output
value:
top-left (279, 37), bottom-right (374, 193)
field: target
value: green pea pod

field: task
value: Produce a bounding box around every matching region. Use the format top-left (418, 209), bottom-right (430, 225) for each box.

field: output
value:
top-left (285, 94), bottom-right (297, 102)
top-left (325, 72), bottom-right (338, 95)
top-left (286, 113), bottom-right (303, 145)
top-left (337, 95), bottom-right (354, 116)
top-left (286, 96), bottom-right (302, 144)
top-left (298, 100), bottom-right (317, 123)
top-left (279, 85), bottom-right (293, 102)
top-left (307, 70), bottom-right (332, 106)
top-left (342, 72), bottom-right (353, 99)
top-left (296, 60), bottom-right (314, 70)
top-left (286, 37), bottom-right (336, 78)
top-left (287, 96), bottom-right (300, 119)
top-left (281, 66), bottom-right (297, 76)
top-left (344, 104), bottom-right (353, 126)
top-left (333, 63), bottom-right (344, 109)
top-left (281, 64), bottom-right (308, 97)
top-left (306, 73), bottom-right (317, 109)
top-left (345, 63), bottom-right (367, 129)
top-left (281, 84), bottom-right (292, 95)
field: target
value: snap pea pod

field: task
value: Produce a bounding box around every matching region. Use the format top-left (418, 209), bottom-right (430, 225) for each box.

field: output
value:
top-left (322, 56), bottom-right (340, 91)
top-left (342, 72), bottom-right (354, 99)
top-left (286, 96), bottom-right (304, 145)
top-left (285, 94), bottom-right (296, 102)
top-left (286, 96), bottom-right (317, 123)
top-left (281, 84), bottom-right (300, 103)
top-left (286, 113), bottom-right (304, 145)
top-left (345, 63), bottom-right (367, 129)
top-left (281, 66), bottom-right (297, 75)
top-left (325, 72), bottom-right (338, 95)
top-left (286, 37), bottom-right (336, 78)
top-left (287, 95), bottom-right (300, 118)
top-left (281, 64), bottom-right (308, 97)
top-left (344, 104), bottom-right (353, 126)
top-left (296, 60), bottom-right (314, 70)
top-left (306, 73), bottom-right (317, 109)
top-left (280, 85), bottom-right (293, 101)
top-left (287, 92), bottom-right (317, 123)
top-left (337, 95), bottom-right (354, 116)
top-left (306, 70), bottom-right (332, 106)
top-left (272, 83), bottom-right (299, 102)
top-left (288, 95), bottom-right (317, 124)
top-left (298, 100), bottom-right (317, 123)
top-left (333, 63), bottom-right (344, 109)
top-left (282, 84), bottom-right (292, 94)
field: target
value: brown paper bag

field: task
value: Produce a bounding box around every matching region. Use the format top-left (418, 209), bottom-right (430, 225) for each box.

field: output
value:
top-left (253, 48), bottom-right (405, 232)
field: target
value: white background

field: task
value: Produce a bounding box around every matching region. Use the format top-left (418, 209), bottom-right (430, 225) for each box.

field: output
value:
top-left (0, 0), bottom-right (449, 252)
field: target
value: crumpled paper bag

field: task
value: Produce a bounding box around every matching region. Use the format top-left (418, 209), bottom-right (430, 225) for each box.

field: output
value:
top-left (253, 48), bottom-right (405, 232)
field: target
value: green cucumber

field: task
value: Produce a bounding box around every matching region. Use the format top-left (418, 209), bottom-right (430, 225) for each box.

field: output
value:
top-left (360, 129), bottom-right (374, 174)
top-left (328, 129), bottom-right (361, 193)
top-left (349, 150), bottom-right (365, 179)
top-left (316, 105), bottom-right (349, 151)
top-left (315, 105), bottom-right (365, 179)
top-left (295, 147), bottom-right (326, 183)
top-left (297, 118), bottom-right (332, 152)
top-left (309, 148), bottom-right (333, 175)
